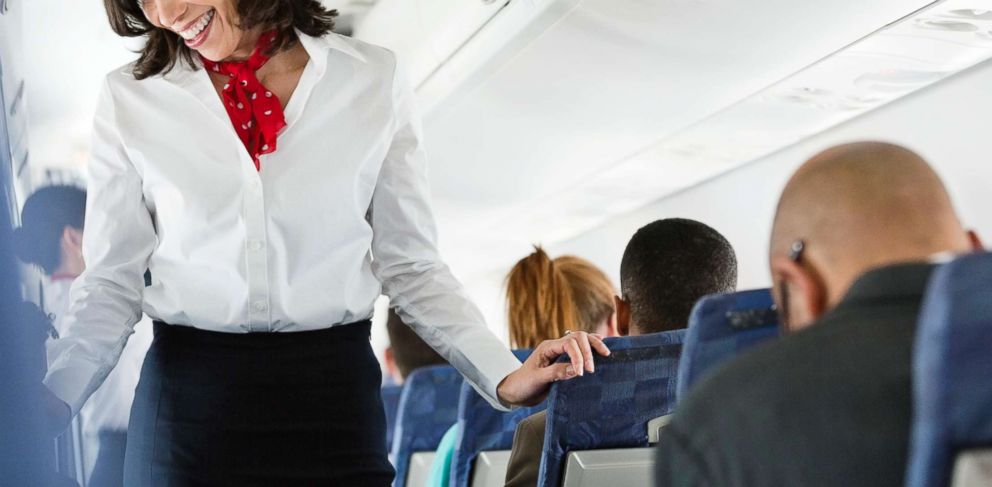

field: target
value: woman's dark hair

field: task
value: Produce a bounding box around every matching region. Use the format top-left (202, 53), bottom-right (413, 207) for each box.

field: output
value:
top-left (103, 0), bottom-right (337, 80)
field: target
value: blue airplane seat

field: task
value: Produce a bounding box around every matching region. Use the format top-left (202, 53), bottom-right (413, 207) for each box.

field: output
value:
top-left (450, 349), bottom-right (542, 487)
top-left (675, 288), bottom-right (781, 402)
top-left (381, 384), bottom-right (403, 452)
top-left (536, 330), bottom-right (686, 487)
top-left (906, 252), bottom-right (992, 487)
top-left (391, 365), bottom-right (464, 487)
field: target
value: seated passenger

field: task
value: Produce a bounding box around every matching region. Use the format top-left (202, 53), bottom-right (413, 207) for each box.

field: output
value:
top-left (427, 247), bottom-right (618, 487)
top-left (655, 142), bottom-right (984, 487)
top-left (384, 307), bottom-right (449, 385)
top-left (504, 219), bottom-right (738, 487)
top-left (13, 186), bottom-right (153, 487)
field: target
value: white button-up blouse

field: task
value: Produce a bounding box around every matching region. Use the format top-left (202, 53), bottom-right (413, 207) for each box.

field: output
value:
top-left (43, 31), bottom-right (520, 414)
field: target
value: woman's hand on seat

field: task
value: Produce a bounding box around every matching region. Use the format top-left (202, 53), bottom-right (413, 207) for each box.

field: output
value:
top-left (496, 331), bottom-right (611, 407)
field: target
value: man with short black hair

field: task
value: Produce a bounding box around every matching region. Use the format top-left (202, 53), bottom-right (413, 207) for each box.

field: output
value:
top-left (504, 218), bottom-right (738, 487)
top-left (616, 218), bottom-right (738, 336)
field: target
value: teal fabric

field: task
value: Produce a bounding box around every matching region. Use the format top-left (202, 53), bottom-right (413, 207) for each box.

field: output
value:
top-left (425, 425), bottom-right (458, 487)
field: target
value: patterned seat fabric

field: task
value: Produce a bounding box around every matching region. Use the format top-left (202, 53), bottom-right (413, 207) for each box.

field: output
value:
top-left (907, 252), bottom-right (992, 487)
top-left (391, 365), bottom-right (464, 487)
top-left (675, 288), bottom-right (781, 402)
top-left (381, 384), bottom-right (403, 452)
top-left (537, 330), bottom-right (686, 487)
top-left (451, 349), bottom-right (542, 487)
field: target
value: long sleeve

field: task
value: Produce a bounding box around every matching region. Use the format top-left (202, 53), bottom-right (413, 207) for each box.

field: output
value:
top-left (43, 76), bottom-right (157, 415)
top-left (370, 59), bottom-right (521, 410)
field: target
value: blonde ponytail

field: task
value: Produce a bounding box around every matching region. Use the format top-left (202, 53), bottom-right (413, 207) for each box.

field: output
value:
top-left (505, 247), bottom-right (615, 348)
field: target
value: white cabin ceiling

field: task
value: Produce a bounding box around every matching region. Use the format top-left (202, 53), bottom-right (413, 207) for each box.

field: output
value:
top-left (22, 0), bottom-right (985, 287)
top-left (354, 0), bottom-right (960, 282)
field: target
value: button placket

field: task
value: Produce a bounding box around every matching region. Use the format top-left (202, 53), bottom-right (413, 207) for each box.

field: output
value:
top-left (243, 172), bottom-right (271, 332)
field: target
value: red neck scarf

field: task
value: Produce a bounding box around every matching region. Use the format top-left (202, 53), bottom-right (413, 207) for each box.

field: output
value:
top-left (201, 31), bottom-right (287, 171)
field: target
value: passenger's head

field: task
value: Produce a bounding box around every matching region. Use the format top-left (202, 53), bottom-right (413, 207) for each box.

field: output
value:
top-left (616, 218), bottom-right (738, 336)
top-left (770, 141), bottom-right (981, 332)
top-left (105, 0), bottom-right (337, 78)
top-left (505, 247), bottom-right (616, 349)
top-left (384, 308), bottom-right (447, 384)
top-left (13, 186), bottom-right (87, 277)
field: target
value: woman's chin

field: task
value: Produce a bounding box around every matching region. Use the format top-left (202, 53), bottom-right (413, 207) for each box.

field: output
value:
top-left (195, 45), bottom-right (230, 63)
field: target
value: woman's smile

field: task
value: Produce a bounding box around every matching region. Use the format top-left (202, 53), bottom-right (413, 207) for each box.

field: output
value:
top-left (177, 8), bottom-right (215, 48)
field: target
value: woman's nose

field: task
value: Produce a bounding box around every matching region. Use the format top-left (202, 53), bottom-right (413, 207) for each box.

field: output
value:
top-left (154, 0), bottom-right (189, 29)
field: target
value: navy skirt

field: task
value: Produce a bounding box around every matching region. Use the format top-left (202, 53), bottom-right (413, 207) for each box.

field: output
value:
top-left (123, 321), bottom-right (394, 486)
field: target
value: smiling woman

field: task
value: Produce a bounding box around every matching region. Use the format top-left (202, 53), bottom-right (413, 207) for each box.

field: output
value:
top-left (37, 0), bottom-right (609, 485)
top-left (103, 0), bottom-right (336, 78)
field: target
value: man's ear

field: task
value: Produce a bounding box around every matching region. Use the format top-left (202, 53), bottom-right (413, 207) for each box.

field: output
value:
top-left (614, 295), bottom-right (631, 337)
top-left (769, 256), bottom-right (828, 333)
top-left (967, 229), bottom-right (984, 252)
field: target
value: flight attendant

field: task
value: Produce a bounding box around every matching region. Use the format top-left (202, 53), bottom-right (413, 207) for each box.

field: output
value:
top-left (40, 0), bottom-right (609, 485)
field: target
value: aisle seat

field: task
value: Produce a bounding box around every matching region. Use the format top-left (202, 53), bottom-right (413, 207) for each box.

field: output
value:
top-left (382, 384), bottom-right (403, 452)
top-left (676, 288), bottom-right (780, 402)
top-left (391, 365), bottom-right (463, 487)
top-left (537, 330), bottom-right (685, 487)
top-left (450, 349), bottom-right (543, 487)
top-left (906, 252), bottom-right (992, 487)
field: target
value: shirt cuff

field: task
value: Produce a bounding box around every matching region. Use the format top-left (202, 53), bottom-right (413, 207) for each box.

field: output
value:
top-left (470, 347), bottom-right (521, 412)
top-left (43, 360), bottom-right (102, 417)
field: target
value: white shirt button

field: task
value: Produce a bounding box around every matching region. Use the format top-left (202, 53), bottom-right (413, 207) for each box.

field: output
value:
top-left (248, 240), bottom-right (264, 251)
top-left (253, 301), bottom-right (267, 312)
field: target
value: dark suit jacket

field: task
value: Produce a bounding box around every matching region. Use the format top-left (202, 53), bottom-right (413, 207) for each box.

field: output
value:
top-left (505, 410), bottom-right (546, 487)
top-left (656, 263), bottom-right (935, 487)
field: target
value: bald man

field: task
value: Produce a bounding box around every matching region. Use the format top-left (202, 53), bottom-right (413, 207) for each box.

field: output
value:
top-left (654, 142), bottom-right (982, 487)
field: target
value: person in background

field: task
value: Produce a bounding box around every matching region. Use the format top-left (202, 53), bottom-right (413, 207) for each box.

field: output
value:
top-left (504, 218), bottom-right (738, 487)
top-left (506, 248), bottom-right (619, 347)
top-left (14, 186), bottom-right (153, 487)
top-left (655, 142), bottom-right (984, 487)
top-left (426, 247), bottom-right (619, 486)
top-left (383, 308), bottom-right (448, 385)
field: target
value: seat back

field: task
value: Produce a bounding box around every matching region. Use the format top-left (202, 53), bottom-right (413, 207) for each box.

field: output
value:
top-left (381, 384), bottom-right (403, 452)
top-left (676, 288), bottom-right (780, 402)
top-left (906, 253), bottom-right (992, 487)
top-left (537, 330), bottom-right (685, 487)
top-left (451, 349), bottom-right (542, 487)
top-left (391, 365), bottom-right (464, 487)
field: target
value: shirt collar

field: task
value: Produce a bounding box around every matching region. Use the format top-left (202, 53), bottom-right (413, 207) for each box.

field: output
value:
top-left (154, 29), bottom-right (366, 83)
top-left (297, 30), bottom-right (367, 68)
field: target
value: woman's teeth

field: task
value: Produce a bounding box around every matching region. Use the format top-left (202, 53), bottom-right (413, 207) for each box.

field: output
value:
top-left (179, 9), bottom-right (214, 41)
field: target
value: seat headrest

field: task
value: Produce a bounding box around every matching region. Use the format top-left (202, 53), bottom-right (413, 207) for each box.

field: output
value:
top-left (907, 252), bottom-right (992, 487)
top-left (676, 289), bottom-right (781, 402)
top-left (391, 364), bottom-right (463, 487)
